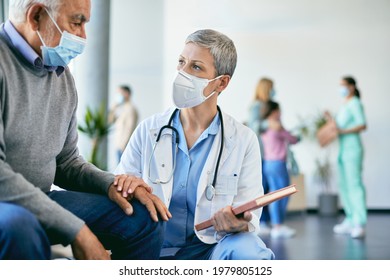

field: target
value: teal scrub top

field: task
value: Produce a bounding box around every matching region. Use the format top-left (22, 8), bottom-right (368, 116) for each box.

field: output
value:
top-left (335, 96), bottom-right (366, 150)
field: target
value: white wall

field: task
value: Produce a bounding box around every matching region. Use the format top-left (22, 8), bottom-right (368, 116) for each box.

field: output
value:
top-left (107, 0), bottom-right (164, 171)
top-left (105, 0), bottom-right (390, 209)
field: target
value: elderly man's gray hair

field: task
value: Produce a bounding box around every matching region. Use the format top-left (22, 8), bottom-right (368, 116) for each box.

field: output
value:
top-left (9, 0), bottom-right (63, 23)
top-left (185, 29), bottom-right (237, 78)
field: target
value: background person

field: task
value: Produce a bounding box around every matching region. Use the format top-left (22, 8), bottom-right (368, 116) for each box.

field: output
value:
top-left (330, 76), bottom-right (367, 239)
top-left (260, 101), bottom-right (300, 239)
top-left (109, 85), bottom-right (139, 163)
top-left (247, 77), bottom-right (275, 153)
top-left (247, 77), bottom-right (275, 236)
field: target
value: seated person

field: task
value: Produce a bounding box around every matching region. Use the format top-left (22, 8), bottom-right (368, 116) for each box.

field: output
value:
top-left (114, 29), bottom-right (275, 260)
top-left (0, 0), bottom-right (167, 260)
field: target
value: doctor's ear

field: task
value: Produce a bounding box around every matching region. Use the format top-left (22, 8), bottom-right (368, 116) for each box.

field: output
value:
top-left (26, 4), bottom-right (46, 31)
top-left (216, 75), bottom-right (231, 93)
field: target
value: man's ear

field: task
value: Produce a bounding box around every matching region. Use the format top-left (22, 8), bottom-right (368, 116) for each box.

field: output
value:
top-left (26, 4), bottom-right (46, 31)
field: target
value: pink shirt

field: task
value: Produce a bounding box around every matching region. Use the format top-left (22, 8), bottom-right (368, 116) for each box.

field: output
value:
top-left (261, 129), bottom-right (299, 161)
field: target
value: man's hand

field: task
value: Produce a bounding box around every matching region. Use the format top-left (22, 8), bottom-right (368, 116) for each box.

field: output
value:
top-left (113, 174), bottom-right (152, 198)
top-left (108, 180), bottom-right (171, 222)
top-left (211, 206), bottom-right (252, 233)
top-left (71, 225), bottom-right (110, 260)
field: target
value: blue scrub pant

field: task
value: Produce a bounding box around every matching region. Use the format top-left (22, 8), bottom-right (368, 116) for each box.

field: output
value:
top-left (0, 202), bottom-right (51, 260)
top-left (1, 191), bottom-right (164, 260)
top-left (338, 148), bottom-right (367, 226)
top-left (210, 232), bottom-right (275, 260)
top-left (161, 233), bottom-right (274, 260)
top-left (260, 160), bottom-right (290, 225)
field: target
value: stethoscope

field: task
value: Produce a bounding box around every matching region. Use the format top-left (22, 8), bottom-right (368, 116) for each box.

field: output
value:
top-left (148, 106), bottom-right (224, 201)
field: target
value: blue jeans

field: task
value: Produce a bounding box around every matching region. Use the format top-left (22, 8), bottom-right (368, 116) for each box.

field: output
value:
top-left (261, 160), bottom-right (290, 225)
top-left (48, 190), bottom-right (164, 259)
top-left (260, 160), bottom-right (270, 224)
top-left (0, 202), bottom-right (51, 259)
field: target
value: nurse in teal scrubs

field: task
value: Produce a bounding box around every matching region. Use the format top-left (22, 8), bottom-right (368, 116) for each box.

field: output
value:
top-left (331, 76), bottom-right (367, 239)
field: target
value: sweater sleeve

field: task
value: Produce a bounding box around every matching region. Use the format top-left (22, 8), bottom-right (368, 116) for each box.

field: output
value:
top-left (54, 107), bottom-right (115, 195)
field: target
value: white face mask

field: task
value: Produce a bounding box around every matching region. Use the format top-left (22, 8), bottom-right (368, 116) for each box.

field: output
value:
top-left (172, 70), bottom-right (222, 109)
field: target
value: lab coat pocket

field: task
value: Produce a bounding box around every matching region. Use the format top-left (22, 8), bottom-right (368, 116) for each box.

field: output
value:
top-left (211, 175), bottom-right (238, 214)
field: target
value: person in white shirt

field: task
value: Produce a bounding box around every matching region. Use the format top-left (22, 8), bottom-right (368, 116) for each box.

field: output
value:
top-left (109, 85), bottom-right (139, 163)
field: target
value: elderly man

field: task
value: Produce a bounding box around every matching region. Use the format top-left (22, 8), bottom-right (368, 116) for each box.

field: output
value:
top-left (0, 0), bottom-right (168, 260)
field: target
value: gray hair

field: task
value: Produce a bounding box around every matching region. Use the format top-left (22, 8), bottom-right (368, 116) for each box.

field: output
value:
top-left (9, 0), bottom-right (63, 23)
top-left (185, 29), bottom-right (237, 78)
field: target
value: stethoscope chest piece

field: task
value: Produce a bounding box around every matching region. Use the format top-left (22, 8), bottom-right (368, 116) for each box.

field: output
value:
top-left (205, 185), bottom-right (215, 201)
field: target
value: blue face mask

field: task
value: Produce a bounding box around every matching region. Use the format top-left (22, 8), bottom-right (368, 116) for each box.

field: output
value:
top-left (36, 8), bottom-right (86, 67)
top-left (116, 94), bottom-right (125, 104)
top-left (339, 86), bottom-right (349, 98)
top-left (270, 89), bottom-right (276, 99)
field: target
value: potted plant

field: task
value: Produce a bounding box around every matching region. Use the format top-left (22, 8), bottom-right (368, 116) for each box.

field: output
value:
top-left (314, 156), bottom-right (338, 216)
top-left (78, 103), bottom-right (111, 170)
top-left (297, 111), bottom-right (339, 216)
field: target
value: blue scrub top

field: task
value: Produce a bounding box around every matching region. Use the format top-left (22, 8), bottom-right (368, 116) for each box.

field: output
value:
top-left (162, 111), bottom-right (220, 249)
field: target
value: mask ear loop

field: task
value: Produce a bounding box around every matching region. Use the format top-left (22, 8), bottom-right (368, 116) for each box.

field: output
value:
top-left (37, 8), bottom-right (63, 47)
top-left (44, 7), bottom-right (63, 35)
top-left (36, 30), bottom-right (46, 46)
top-left (204, 75), bottom-right (224, 99)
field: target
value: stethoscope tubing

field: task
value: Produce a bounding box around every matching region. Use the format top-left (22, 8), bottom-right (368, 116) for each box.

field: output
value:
top-left (148, 106), bottom-right (224, 201)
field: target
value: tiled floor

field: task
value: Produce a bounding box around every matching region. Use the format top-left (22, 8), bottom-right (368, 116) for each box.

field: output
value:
top-left (261, 211), bottom-right (390, 260)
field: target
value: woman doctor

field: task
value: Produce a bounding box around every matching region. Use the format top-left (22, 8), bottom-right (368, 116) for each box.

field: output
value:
top-left (114, 29), bottom-right (274, 260)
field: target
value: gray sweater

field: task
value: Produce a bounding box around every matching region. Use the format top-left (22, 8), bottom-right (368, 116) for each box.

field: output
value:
top-left (0, 26), bottom-right (115, 245)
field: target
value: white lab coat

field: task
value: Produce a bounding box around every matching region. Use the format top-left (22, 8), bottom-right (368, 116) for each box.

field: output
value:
top-left (115, 108), bottom-right (263, 244)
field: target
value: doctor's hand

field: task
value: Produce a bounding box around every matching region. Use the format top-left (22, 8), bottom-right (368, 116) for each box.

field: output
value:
top-left (113, 174), bottom-right (152, 198)
top-left (108, 183), bottom-right (171, 222)
top-left (132, 187), bottom-right (172, 222)
top-left (211, 206), bottom-right (252, 233)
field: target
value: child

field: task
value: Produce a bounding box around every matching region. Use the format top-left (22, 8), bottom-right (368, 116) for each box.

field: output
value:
top-left (260, 101), bottom-right (300, 239)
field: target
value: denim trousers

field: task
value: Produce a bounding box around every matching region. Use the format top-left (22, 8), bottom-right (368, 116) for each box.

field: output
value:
top-left (0, 190), bottom-right (164, 260)
top-left (260, 160), bottom-right (290, 225)
top-left (0, 202), bottom-right (51, 259)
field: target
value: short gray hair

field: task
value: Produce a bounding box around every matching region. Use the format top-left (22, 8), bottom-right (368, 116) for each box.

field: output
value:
top-left (9, 0), bottom-right (63, 23)
top-left (185, 29), bottom-right (237, 78)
